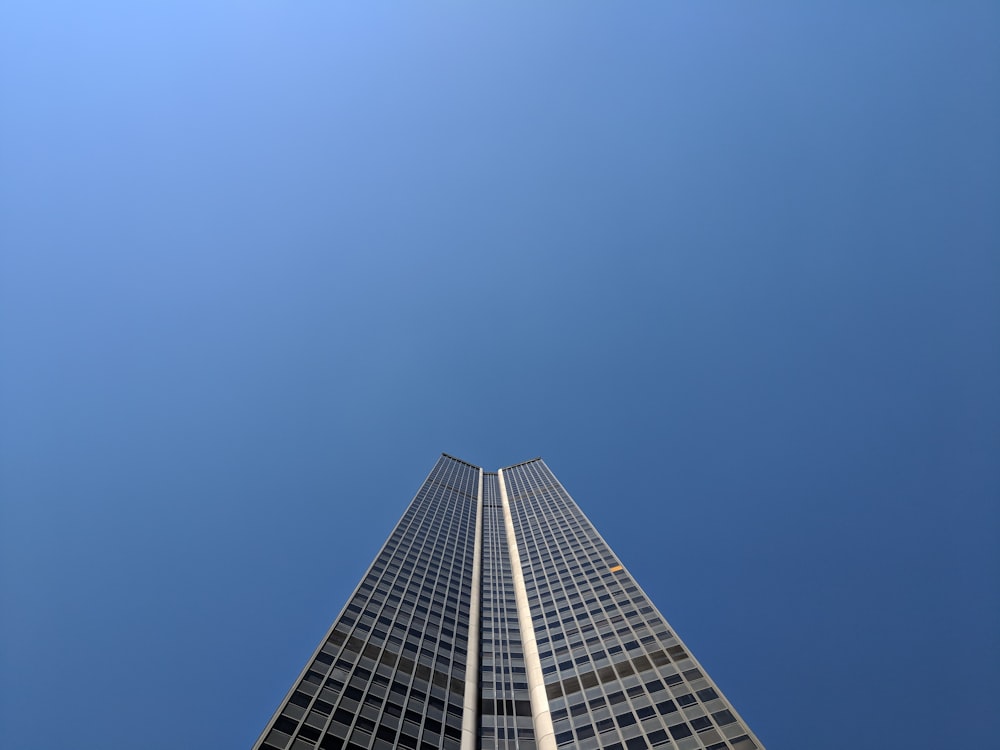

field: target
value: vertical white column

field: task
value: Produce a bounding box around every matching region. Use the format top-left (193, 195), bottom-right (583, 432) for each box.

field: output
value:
top-left (460, 469), bottom-right (484, 750)
top-left (497, 468), bottom-right (557, 750)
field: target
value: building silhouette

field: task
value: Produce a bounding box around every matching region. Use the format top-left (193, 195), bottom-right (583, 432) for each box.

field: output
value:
top-left (254, 454), bottom-right (765, 750)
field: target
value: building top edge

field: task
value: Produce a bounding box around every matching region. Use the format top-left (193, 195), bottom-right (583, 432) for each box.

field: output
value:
top-left (498, 457), bottom-right (543, 471)
top-left (440, 453), bottom-right (482, 470)
top-left (439, 454), bottom-right (544, 472)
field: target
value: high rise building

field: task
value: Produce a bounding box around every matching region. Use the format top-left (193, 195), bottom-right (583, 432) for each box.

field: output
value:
top-left (254, 455), bottom-right (765, 750)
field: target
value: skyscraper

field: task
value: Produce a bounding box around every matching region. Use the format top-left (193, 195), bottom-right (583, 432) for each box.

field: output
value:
top-left (254, 455), bottom-right (765, 750)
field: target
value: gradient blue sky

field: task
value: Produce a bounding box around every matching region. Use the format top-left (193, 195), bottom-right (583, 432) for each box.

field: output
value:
top-left (2, 4), bottom-right (998, 749)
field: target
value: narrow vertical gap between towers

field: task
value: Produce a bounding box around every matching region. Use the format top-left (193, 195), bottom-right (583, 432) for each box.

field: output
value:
top-left (497, 468), bottom-right (557, 750)
top-left (460, 469), bottom-right (484, 750)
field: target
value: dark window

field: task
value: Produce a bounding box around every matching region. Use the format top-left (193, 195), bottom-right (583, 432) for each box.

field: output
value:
top-left (668, 722), bottom-right (693, 740)
top-left (697, 687), bottom-right (719, 702)
top-left (656, 700), bottom-right (677, 715)
top-left (615, 711), bottom-right (636, 727)
top-left (712, 709), bottom-right (737, 726)
top-left (273, 716), bottom-right (298, 735)
top-left (648, 729), bottom-right (669, 746)
top-left (298, 725), bottom-right (321, 742)
top-left (289, 692), bottom-right (311, 708)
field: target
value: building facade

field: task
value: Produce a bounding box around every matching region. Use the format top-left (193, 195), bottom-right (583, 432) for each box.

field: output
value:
top-left (254, 455), bottom-right (765, 750)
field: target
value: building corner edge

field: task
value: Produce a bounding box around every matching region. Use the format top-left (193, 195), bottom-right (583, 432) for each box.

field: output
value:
top-left (497, 468), bottom-right (557, 750)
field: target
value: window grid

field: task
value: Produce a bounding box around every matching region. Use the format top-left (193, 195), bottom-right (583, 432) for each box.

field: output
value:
top-left (254, 456), bottom-right (765, 750)
top-left (504, 460), bottom-right (758, 750)
top-left (257, 455), bottom-right (478, 750)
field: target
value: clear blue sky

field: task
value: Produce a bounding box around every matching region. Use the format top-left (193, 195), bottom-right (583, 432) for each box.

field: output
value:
top-left (2, 3), bottom-right (998, 749)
